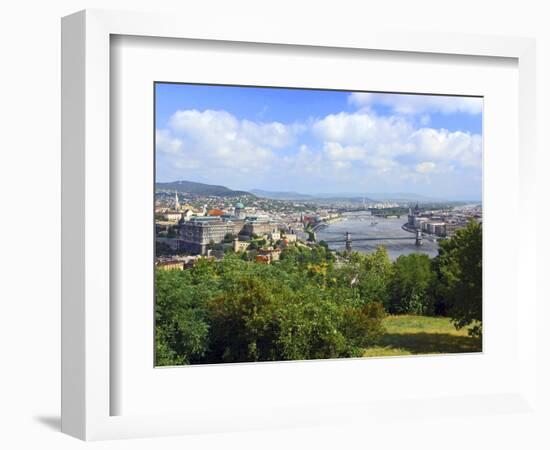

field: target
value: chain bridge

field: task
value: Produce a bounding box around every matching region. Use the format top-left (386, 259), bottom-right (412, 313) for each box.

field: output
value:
top-left (321, 229), bottom-right (424, 252)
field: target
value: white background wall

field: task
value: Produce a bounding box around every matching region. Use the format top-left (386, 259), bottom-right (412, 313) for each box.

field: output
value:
top-left (0, 1), bottom-right (548, 448)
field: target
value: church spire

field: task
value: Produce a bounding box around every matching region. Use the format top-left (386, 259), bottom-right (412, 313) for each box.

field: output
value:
top-left (174, 190), bottom-right (180, 210)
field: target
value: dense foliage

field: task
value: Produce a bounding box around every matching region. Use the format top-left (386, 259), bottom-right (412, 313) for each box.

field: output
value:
top-left (388, 253), bottom-right (435, 315)
top-left (156, 246), bottom-right (387, 365)
top-left (156, 221), bottom-right (483, 365)
top-left (434, 221), bottom-right (483, 337)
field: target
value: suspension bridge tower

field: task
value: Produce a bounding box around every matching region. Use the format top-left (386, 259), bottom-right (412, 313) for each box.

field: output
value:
top-left (345, 231), bottom-right (352, 252)
top-left (415, 229), bottom-right (423, 246)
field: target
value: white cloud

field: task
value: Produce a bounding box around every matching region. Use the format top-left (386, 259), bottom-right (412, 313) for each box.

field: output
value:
top-left (410, 128), bottom-right (482, 167)
top-left (156, 129), bottom-right (183, 154)
top-left (415, 162), bottom-right (437, 173)
top-left (323, 142), bottom-right (366, 161)
top-left (169, 109), bottom-right (297, 149)
top-left (313, 111), bottom-right (412, 148)
top-left (157, 109), bottom-right (303, 183)
top-left (307, 109), bottom-right (481, 182)
top-left (349, 92), bottom-right (483, 115)
top-left (156, 106), bottom-right (481, 196)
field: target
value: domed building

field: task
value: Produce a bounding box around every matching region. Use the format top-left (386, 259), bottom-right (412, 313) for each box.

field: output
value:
top-left (234, 202), bottom-right (245, 219)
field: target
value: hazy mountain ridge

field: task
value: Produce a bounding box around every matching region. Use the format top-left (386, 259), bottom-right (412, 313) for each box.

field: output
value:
top-left (249, 189), bottom-right (315, 200)
top-left (156, 180), bottom-right (253, 197)
top-left (251, 188), bottom-right (446, 202)
top-left (156, 181), bottom-right (457, 202)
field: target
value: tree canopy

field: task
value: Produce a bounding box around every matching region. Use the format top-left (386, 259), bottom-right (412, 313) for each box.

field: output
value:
top-left (155, 222), bottom-right (483, 365)
top-left (435, 220), bottom-right (482, 337)
top-left (156, 249), bottom-right (386, 365)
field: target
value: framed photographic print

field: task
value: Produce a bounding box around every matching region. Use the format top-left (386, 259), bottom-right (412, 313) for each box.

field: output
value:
top-left (62, 9), bottom-right (538, 441)
top-left (153, 82), bottom-right (483, 368)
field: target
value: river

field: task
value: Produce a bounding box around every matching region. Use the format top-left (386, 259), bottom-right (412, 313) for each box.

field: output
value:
top-left (315, 212), bottom-right (440, 260)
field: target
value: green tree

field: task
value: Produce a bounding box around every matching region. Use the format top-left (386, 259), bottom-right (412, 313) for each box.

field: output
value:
top-left (436, 220), bottom-right (482, 337)
top-left (388, 253), bottom-right (435, 314)
top-left (155, 269), bottom-right (211, 365)
top-left (207, 272), bottom-right (283, 362)
top-left (156, 245), bottom-right (387, 365)
top-left (334, 247), bottom-right (393, 306)
top-left (357, 247), bottom-right (393, 306)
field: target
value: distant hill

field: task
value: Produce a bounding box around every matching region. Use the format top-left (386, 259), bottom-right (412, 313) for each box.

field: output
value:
top-left (250, 189), bottom-right (315, 200)
top-left (251, 188), bottom-right (445, 203)
top-left (362, 192), bottom-right (446, 202)
top-left (157, 181), bottom-right (451, 202)
top-left (156, 180), bottom-right (252, 197)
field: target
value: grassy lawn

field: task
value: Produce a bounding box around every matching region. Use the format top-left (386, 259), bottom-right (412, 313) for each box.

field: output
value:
top-left (363, 315), bottom-right (482, 357)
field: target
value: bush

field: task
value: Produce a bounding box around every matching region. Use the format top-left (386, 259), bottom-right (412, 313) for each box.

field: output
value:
top-left (342, 301), bottom-right (386, 350)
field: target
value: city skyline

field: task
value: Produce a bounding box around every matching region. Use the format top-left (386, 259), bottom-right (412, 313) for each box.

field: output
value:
top-left (155, 84), bottom-right (483, 201)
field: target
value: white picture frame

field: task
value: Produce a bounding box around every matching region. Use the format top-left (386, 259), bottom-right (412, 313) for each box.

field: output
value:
top-left (61, 9), bottom-right (537, 441)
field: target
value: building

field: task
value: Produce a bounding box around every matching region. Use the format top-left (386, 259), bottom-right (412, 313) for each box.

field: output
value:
top-left (283, 233), bottom-right (297, 243)
top-left (181, 209), bottom-right (194, 221)
top-left (434, 224), bottom-right (446, 236)
top-left (407, 207), bottom-right (415, 226)
top-left (257, 248), bottom-right (282, 264)
top-left (232, 237), bottom-right (250, 253)
top-left (174, 190), bottom-right (180, 211)
top-left (445, 223), bottom-right (462, 236)
top-left (232, 219), bottom-right (246, 235)
top-left (156, 259), bottom-right (183, 271)
top-left (163, 211), bottom-right (183, 222)
top-left (234, 202), bottom-right (245, 219)
top-left (220, 215), bottom-right (246, 234)
top-left (207, 208), bottom-right (225, 216)
top-left (408, 203), bottom-right (422, 226)
top-left (178, 216), bottom-right (235, 255)
top-left (413, 217), bottom-right (428, 229)
top-left (269, 231), bottom-right (281, 241)
top-left (243, 216), bottom-right (278, 236)
top-left (427, 222), bottom-right (446, 236)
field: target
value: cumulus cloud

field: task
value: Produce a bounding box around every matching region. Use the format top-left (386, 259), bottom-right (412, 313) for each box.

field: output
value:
top-left (410, 128), bottom-right (482, 167)
top-left (156, 106), bottom-right (481, 196)
top-left (415, 162), bottom-right (437, 173)
top-left (313, 111), bottom-right (411, 147)
top-left (348, 92), bottom-right (483, 115)
top-left (156, 109), bottom-right (304, 185)
top-left (311, 110), bottom-right (481, 173)
top-left (323, 142), bottom-right (367, 161)
top-left (169, 109), bottom-right (296, 149)
top-left (156, 129), bottom-right (183, 154)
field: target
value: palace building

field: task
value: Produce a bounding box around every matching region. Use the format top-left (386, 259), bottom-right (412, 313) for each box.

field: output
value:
top-left (178, 216), bottom-right (235, 255)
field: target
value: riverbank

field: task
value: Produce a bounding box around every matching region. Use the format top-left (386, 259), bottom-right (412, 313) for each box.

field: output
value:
top-left (312, 215), bottom-right (345, 231)
top-left (401, 223), bottom-right (415, 234)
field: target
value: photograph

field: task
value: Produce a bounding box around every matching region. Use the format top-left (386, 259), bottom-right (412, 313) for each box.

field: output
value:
top-left (154, 83), bottom-right (483, 366)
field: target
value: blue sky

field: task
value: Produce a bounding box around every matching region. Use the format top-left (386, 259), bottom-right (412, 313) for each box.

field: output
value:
top-left (155, 83), bottom-right (483, 201)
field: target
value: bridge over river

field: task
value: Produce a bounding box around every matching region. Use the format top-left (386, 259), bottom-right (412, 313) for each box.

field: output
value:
top-left (322, 229), bottom-right (424, 252)
top-left (314, 213), bottom-right (440, 259)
